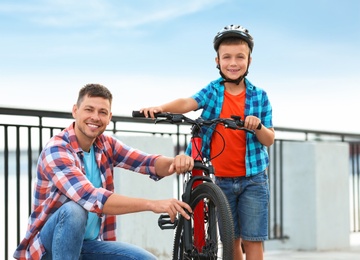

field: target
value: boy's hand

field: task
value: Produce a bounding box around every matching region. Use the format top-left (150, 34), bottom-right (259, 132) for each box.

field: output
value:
top-left (139, 106), bottom-right (163, 119)
top-left (244, 115), bottom-right (262, 130)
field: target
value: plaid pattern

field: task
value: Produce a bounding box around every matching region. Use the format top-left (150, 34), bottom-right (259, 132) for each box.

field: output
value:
top-left (189, 77), bottom-right (273, 176)
top-left (14, 122), bottom-right (160, 260)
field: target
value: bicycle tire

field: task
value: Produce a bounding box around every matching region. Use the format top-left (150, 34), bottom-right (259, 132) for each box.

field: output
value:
top-left (173, 182), bottom-right (234, 260)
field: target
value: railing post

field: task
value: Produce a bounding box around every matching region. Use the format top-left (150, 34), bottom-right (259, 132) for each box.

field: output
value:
top-left (4, 126), bottom-right (9, 260)
top-left (28, 127), bottom-right (33, 216)
top-left (16, 126), bottom-right (20, 245)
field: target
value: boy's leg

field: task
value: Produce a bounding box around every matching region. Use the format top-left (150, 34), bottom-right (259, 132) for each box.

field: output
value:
top-left (234, 238), bottom-right (244, 260)
top-left (40, 201), bottom-right (87, 260)
top-left (242, 240), bottom-right (263, 260)
top-left (239, 171), bottom-right (269, 260)
top-left (215, 177), bottom-right (244, 259)
top-left (80, 240), bottom-right (157, 260)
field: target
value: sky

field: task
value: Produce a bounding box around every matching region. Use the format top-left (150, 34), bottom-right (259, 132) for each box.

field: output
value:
top-left (0, 0), bottom-right (359, 133)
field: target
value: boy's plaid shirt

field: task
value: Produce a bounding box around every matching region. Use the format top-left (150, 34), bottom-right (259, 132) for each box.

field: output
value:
top-left (188, 77), bottom-right (273, 176)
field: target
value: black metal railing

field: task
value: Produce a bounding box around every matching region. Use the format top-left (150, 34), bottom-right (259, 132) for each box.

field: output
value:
top-left (1, 107), bottom-right (360, 259)
top-left (350, 143), bottom-right (360, 233)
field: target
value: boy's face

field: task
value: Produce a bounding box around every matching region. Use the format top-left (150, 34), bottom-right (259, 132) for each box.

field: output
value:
top-left (72, 94), bottom-right (112, 149)
top-left (215, 42), bottom-right (251, 81)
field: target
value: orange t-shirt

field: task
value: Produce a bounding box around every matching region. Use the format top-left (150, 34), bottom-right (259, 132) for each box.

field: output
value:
top-left (210, 90), bottom-right (246, 177)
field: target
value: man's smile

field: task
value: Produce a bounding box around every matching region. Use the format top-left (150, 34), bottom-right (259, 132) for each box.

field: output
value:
top-left (87, 123), bottom-right (100, 129)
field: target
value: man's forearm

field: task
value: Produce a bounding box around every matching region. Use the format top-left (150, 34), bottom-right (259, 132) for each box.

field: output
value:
top-left (154, 156), bottom-right (173, 177)
top-left (103, 194), bottom-right (152, 215)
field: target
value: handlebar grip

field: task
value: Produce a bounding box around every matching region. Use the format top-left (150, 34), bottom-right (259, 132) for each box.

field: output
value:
top-left (257, 123), bottom-right (262, 130)
top-left (132, 111), bottom-right (146, 118)
top-left (132, 110), bottom-right (166, 118)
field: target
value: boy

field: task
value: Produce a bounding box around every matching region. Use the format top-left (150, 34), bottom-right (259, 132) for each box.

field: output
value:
top-left (140, 24), bottom-right (275, 260)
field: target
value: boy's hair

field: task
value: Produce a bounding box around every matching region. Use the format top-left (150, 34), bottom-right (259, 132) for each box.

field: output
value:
top-left (77, 84), bottom-right (113, 106)
top-left (217, 37), bottom-right (251, 55)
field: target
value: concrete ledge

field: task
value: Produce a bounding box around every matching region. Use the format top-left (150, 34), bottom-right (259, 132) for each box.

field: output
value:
top-left (266, 141), bottom-right (350, 251)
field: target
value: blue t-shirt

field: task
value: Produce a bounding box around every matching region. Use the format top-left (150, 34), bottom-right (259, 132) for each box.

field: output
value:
top-left (83, 145), bottom-right (102, 240)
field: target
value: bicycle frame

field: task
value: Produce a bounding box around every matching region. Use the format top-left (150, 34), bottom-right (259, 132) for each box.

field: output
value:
top-left (187, 123), bottom-right (206, 253)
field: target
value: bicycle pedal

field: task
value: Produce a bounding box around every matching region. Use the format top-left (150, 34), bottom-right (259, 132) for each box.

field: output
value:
top-left (158, 214), bottom-right (178, 230)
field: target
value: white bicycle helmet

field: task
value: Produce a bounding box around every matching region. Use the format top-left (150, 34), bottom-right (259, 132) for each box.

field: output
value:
top-left (213, 24), bottom-right (254, 52)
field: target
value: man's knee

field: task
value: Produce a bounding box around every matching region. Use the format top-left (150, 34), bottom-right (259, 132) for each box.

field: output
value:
top-left (59, 201), bottom-right (87, 227)
top-left (40, 201), bottom-right (88, 257)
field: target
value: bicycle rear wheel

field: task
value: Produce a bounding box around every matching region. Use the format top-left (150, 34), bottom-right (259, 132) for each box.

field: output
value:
top-left (173, 182), bottom-right (234, 260)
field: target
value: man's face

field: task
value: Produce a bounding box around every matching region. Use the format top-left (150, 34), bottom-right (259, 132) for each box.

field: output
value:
top-left (216, 42), bottom-right (251, 80)
top-left (72, 95), bottom-right (112, 149)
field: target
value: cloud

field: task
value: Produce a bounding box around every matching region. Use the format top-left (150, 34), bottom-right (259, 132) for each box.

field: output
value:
top-left (108, 0), bottom-right (225, 28)
top-left (0, 0), bottom-right (225, 28)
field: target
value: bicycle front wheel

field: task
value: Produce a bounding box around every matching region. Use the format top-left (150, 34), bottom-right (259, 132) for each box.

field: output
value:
top-left (173, 182), bottom-right (234, 260)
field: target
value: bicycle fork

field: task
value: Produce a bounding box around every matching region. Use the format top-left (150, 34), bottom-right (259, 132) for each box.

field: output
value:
top-left (190, 134), bottom-right (206, 254)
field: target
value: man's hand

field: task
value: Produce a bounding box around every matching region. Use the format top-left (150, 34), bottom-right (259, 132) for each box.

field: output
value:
top-left (149, 198), bottom-right (192, 222)
top-left (169, 154), bottom-right (194, 174)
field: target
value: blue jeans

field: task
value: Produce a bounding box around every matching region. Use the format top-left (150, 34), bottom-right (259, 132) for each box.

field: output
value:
top-left (215, 172), bottom-right (269, 241)
top-left (40, 201), bottom-right (157, 260)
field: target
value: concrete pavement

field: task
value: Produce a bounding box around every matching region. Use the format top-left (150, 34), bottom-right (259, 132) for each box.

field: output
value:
top-left (262, 232), bottom-right (360, 259)
top-left (264, 246), bottom-right (360, 260)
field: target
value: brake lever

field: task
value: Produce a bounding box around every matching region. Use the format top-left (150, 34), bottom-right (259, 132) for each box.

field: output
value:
top-left (155, 119), bottom-right (167, 124)
top-left (171, 114), bottom-right (185, 123)
top-left (223, 120), bottom-right (238, 130)
top-left (231, 115), bottom-right (261, 132)
top-left (239, 127), bottom-right (256, 134)
top-left (231, 115), bottom-right (244, 127)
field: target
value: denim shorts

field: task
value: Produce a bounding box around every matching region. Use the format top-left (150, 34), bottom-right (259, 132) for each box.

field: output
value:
top-left (215, 172), bottom-right (269, 241)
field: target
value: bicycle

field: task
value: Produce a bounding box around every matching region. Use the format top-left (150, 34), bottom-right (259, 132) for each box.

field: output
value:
top-left (132, 111), bottom-right (258, 260)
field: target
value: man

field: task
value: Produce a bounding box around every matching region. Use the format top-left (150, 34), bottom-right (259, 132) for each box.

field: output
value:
top-left (14, 83), bottom-right (194, 260)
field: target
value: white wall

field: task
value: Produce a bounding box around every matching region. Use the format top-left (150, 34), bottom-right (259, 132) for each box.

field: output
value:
top-left (265, 141), bottom-right (350, 251)
top-left (113, 136), bottom-right (176, 260)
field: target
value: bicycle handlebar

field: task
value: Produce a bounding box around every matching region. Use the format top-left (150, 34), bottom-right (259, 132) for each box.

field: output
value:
top-left (132, 111), bottom-right (260, 133)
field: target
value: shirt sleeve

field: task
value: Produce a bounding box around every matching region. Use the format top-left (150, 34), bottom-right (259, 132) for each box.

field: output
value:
top-left (109, 137), bottom-right (162, 181)
top-left (260, 91), bottom-right (273, 128)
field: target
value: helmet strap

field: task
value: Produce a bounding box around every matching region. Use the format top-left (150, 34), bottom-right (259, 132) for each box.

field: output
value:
top-left (219, 70), bottom-right (246, 85)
